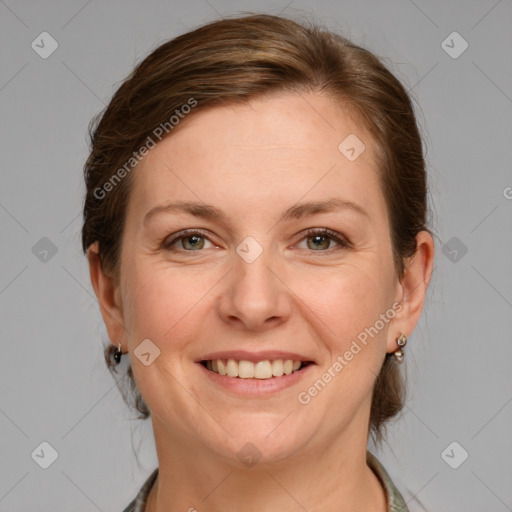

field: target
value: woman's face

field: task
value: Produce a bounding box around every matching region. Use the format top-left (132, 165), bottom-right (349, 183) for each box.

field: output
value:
top-left (108, 91), bottom-right (411, 463)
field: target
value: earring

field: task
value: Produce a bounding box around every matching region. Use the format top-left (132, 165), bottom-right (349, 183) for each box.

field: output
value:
top-left (114, 342), bottom-right (122, 364)
top-left (393, 334), bottom-right (407, 362)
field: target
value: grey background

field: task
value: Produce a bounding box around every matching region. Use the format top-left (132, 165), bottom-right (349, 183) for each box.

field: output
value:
top-left (1, 0), bottom-right (511, 510)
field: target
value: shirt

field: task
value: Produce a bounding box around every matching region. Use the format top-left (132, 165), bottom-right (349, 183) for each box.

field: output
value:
top-left (122, 450), bottom-right (409, 512)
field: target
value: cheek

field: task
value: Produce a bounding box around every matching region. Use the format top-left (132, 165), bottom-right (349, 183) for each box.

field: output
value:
top-left (295, 261), bottom-right (392, 341)
top-left (289, 266), bottom-right (392, 431)
top-left (121, 258), bottom-right (216, 351)
top-left (291, 263), bottom-right (394, 410)
top-left (121, 260), bottom-right (179, 340)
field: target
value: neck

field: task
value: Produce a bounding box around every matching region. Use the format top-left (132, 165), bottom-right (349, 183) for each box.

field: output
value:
top-left (145, 416), bottom-right (387, 512)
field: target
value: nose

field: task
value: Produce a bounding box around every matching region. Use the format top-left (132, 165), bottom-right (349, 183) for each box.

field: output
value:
top-left (218, 246), bottom-right (291, 332)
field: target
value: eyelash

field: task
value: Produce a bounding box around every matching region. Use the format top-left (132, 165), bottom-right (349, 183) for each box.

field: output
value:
top-left (162, 228), bottom-right (351, 254)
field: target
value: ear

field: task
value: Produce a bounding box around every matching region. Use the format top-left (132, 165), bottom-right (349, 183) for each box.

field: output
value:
top-left (387, 230), bottom-right (435, 353)
top-left (87, 241), bottom-right (127, 351)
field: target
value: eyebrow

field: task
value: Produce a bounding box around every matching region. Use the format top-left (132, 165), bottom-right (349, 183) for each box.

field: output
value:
top-left (143, 197), bottom-right (369, 226)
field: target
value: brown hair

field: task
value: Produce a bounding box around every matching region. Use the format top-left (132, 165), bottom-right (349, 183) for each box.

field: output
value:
top-left (82, 13), bottom-right (432, 446)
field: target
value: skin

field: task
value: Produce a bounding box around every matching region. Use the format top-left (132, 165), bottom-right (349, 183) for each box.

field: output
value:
top-left (88, 91), bottom-right (434, 511)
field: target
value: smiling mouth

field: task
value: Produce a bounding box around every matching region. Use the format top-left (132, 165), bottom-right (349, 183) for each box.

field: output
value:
top-left (201, 359), bottom-right (313, 379)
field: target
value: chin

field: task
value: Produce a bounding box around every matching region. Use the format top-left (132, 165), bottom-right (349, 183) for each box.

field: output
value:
top-left (195, 414), bottom-right (314, 468)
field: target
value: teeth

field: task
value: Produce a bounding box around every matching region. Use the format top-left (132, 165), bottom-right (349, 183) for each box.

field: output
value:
top-left (271, 359), bottom-right (283, 376)
top-left (226, 359), bottom-right (238, 377)
top-left (239, 360), bottom-right (255, 378)
top-left (254, 361), bottom-right (272, 379)
top-left (205, 358), bottom-right (306, 379)
top-left (217, 359), bottom-right (227, 375)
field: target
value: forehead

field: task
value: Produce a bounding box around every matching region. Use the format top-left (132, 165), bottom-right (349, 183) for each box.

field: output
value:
top-left (128, 91), bottom-right (385, 222)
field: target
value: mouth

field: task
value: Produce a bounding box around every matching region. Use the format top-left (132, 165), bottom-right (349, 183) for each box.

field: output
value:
top-left (200, 358), bottom-right (314, 379)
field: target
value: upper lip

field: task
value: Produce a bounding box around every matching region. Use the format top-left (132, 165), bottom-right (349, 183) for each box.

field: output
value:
top-left (196, 350), bottom-right (315, 363)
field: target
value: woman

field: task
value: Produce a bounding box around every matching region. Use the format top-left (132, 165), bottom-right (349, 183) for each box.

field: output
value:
top-left (82, 13), bottom-right (434, 512)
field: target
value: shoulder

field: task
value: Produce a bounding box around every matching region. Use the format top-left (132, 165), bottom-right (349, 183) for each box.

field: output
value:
top-left (367, 450), bottom-right (409, 512)
top-left (121, 468), bottom-right (159, 512)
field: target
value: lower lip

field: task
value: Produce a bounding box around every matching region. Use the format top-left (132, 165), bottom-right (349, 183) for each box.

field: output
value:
top-left (198, 362), bottom-right (315, 395)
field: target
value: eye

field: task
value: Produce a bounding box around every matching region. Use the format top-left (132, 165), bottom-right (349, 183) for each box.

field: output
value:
top-left (162, 230), bottom-right (214, 251)
top-left (297, 228), bottom-right (350, 252)
top-left (162, 228), bottom-right (350, 254)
